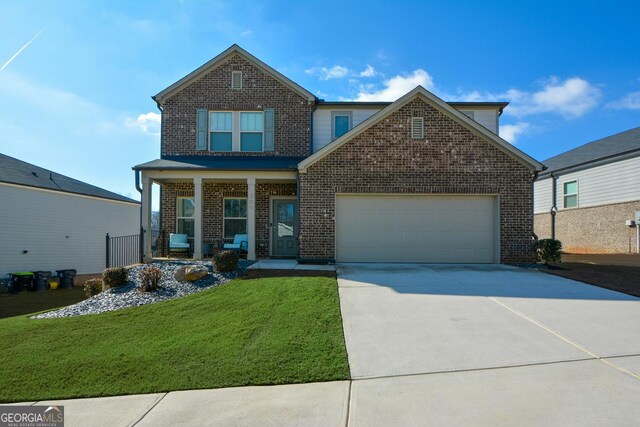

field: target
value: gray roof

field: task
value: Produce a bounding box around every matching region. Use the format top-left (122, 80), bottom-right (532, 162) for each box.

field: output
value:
top-left (317, 100), bottom-right (509, 113)
top-left (133, 156), bottom-right (305, 171)
top-left (0, 153), bottom-right (138, 204)
top-left (540, 127), bottom-right (640, 177)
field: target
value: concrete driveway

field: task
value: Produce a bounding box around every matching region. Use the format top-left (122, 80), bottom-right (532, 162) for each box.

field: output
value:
top-left (338, 263), bottom-right (640, 426)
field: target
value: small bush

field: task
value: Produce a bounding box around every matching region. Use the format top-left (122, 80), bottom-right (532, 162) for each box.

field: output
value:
top-left (84, 278), bottom-right (103, 298)
top-left (213, 250), bottom-right (239, 273)
top-left (102, 267), bottom-right (128, 290)
top-left (533, 238), bottom-right (562, 264)
top-left (138, 267), bottom-right (162, 292)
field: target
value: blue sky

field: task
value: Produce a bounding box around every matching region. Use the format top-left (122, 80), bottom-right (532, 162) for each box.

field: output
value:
top-left (1, 0), bottom-right (639, 206)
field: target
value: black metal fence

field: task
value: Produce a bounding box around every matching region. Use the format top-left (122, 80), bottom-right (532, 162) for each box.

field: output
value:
top-left (106, 227), bottom-right (144, 268)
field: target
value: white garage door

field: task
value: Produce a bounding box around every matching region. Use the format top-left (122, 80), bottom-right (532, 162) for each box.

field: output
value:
top-left (335, 195), bottom-right (498, 263)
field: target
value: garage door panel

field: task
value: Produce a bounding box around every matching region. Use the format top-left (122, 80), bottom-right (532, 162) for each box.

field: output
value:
top-left (336, 195), bottom-right (497, 263)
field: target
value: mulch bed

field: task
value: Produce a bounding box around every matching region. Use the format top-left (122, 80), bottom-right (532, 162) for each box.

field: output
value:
top-left (543, 263), bottom-right (640, 298)
top-left (240, 269), bottom-right (336, 280)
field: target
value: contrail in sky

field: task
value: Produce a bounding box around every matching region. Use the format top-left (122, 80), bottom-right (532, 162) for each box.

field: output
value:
top-left (1, 27), bottom-right (47, 71)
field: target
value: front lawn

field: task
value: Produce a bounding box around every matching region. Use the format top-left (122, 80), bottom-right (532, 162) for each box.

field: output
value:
top-left (0, 275), bottom-right (349, 402)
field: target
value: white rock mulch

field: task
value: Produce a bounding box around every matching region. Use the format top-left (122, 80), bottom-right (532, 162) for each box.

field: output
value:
top-left (32, 260), bottom-right (240, 319)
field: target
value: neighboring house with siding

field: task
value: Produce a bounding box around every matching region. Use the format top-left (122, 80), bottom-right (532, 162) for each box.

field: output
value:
top-left (534, 127), bottom-right (640, 253)
top-left (135, 44), bottom-right (543, 264)
top-left (0, 154), bottom-right (140, 277)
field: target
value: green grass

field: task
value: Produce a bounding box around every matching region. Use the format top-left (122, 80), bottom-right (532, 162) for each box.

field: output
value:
top-left (0, 276), bottom-right (350, 403)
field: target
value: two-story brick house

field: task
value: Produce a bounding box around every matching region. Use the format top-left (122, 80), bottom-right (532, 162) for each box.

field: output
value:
top-left (134, 45), bottom-right (543, 264)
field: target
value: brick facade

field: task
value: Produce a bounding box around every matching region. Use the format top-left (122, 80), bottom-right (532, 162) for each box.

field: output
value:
top-left (298, 98), bottom-right (536, 264)
top-left (159, 181), bottom-right (296, 258)
top-left (161, 53), bottom-right (313, 157)
top-left (534, 200), bottom-right (640, 253)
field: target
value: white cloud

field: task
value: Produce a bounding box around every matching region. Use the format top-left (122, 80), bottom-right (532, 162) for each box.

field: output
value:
top-left (359, 65), bottom-right (377, 77)
top-left (240, 29), bottom-right (253, 36)
top-left (354, 69), bottom-right (434, 102)
top-left (607, 91), bottom-right (640, 110)
top-left (457, 77), bottom-right (601, 118)
top-left (125, 112), bottom-right (161, 135)
top-left (305, 65), bottom-right (350, 80)
top-left (500, 122), bottom-right (530, 144)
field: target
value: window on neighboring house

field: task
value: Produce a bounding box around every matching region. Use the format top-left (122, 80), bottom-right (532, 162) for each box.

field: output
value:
top-left (231, 71), bottom-right (242, 89)
top-left (177, 197), bottom-right (195, 237)
top-left (460, 110), bottom-right (475, 120)
top-left (240, 112), bottom-right (264, 151)
top-left (411, 117), bottom-right (424, 139)
top-left (563, 181), bottom-right (578, 208)
top-left (332, 111), bottom-right (352, 140)
top-left (223, 198), bottom-right (247, 240)
top-left (210, 112), bottom-right (233, 151)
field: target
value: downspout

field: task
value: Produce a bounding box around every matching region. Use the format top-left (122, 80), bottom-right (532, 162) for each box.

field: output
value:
top-left (309, 99), bottom-right (318, 155)
top-left (531, 169), bottom-right (540, 241)
top-left (296, 170), bottom-right (301, 263)
top-left (550, 172), bottom-right (558, 240)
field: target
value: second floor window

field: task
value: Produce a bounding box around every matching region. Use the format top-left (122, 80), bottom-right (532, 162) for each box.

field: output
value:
top-left (563, 181), bottom-right (578, 208)
top-left (209, 111), bottom-right (264, 152)
top-left (210, 112), bottom-right (233, 151)
top-left (332, 111), bottom-right (352, 140)
top-left (240, 112), bottom-right (264, 151)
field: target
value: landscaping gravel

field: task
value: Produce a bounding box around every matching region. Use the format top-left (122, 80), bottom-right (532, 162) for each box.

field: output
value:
top-left (32, 260), bottom-right (251, 319)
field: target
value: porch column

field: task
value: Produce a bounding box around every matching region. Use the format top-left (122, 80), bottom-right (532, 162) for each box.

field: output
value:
top-left (141, 175), bottom-right (153, 261)
top-left (247, 177), bottom-right (256, 260)
top-left (193, 177), bottom-right (203, 259)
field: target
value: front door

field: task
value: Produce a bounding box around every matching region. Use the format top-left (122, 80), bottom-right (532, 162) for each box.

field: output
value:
top-left (272, 199), bottom-right (297, 257)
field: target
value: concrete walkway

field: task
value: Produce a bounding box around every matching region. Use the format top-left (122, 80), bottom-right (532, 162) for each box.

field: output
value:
top-left (9, 264), bottom-right (640, 426)
top-left (246, 259), bottom-right (335, 271)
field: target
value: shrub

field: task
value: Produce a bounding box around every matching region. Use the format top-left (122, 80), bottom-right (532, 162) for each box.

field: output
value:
top-left (213, 250), bottom-right (239, 273)
top-left (533, 238), bottom-right (562, 264)
top-left (102, 267), bottom-right (128, 290)
top-left (84, 278), bottom-right (102, 298)
top-left (138, 267), bottom-right (162, 292)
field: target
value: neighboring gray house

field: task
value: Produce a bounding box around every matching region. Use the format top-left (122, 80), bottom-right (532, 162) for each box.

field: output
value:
top-left (534, 127), bottom-right (640, 253)
top-left (0, 154), bottom-right (140, 277)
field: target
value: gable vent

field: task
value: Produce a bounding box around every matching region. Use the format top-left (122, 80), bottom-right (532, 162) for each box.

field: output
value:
top-left (411, 117), bottom-right (424, 139)
top-left (231, 71), bottom-right (242, 90)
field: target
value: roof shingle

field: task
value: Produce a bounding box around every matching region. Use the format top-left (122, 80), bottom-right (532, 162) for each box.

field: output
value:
top-left (0, 153), bottom-right (138, 204)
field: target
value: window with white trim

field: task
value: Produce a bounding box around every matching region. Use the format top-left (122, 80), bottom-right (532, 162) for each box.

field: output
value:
top-left (223, 198), bottom-right (247, 240)
top-left (411, 117), bottom-right (424, 139)
top-left (240, 112), bottom-right (264, 151)
top-left (332, 111), bottom-right (352, 140)
top-left (177, 197), bottom-right (195, 237)
top-left (563, 181), bottom-right (578, 208)
top-left (210, 112), bottom-right (233, 151)
top-left (231, 71), bottom-right (242, 89)
top-left (209, 111), bottom-right (264, 152)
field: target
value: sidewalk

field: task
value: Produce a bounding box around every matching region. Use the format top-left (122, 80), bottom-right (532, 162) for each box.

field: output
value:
top-left (12, 381), bottom-right (350, 427)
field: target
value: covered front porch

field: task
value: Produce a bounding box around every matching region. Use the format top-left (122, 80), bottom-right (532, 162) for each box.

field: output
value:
top-left (139, 169), bottom-right (298, 261)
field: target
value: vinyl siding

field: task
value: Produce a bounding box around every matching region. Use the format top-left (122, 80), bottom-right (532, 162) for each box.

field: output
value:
top-left (468, 109), bottom-right (498, 134)
top-left (533, 155), bottom-right (640, 214)
top-left (313, 106), bottom-right (500, 152)
top-left (0, 183), bottom-right (140, 277)
top-left (312, 108), bottom-right (380, 152)
top-left (533, 178), bottom-right (553, 214)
